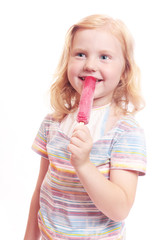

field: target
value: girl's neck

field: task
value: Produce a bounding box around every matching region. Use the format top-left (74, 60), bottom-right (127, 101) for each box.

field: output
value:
top-left (92, 102), bottom-right (111, 109)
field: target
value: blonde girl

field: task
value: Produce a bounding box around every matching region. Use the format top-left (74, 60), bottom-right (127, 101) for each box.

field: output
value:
top-left (24, 14), bottom-right (146, 240)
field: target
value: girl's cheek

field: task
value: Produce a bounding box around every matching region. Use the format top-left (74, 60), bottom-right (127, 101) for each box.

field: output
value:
top-left (68, 63), bottom-right (78, 76)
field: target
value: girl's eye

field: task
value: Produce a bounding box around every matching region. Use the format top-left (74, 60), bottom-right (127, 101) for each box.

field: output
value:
top-left (100, 55), bottom-right (110, 60)
top-left (77, 53), bottom-right (85, 57)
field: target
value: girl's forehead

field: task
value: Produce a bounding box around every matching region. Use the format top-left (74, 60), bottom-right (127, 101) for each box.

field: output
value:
top-left (72, 27), bottom-right (122, 44)
top-left (72, 28), bottom-right (123, 52)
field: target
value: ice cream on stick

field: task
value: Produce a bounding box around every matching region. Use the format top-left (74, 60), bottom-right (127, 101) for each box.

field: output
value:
top-left (77, 76), bottom-right (96, 125)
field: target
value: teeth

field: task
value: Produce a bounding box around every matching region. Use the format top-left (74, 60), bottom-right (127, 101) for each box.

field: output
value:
top-left (79, 77), bottom-right (102, 82)
top-left (80, 77), bottom-right (85, 80)
top-left (96, 79), bottom-right (102, 82)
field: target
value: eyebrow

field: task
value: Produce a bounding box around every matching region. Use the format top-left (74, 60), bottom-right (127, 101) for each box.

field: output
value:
top-left (71, 47), bottom-right (115, 54)
top-left (71, 47), bottom-right (86, 52)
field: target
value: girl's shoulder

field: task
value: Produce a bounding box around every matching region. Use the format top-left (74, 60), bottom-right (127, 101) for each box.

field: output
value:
top-left (111, 114), bottom-right (145, 140)
top-left (42, 113), bottom-right (59, 125)
top-left (40, 113), bottom-right (60, 134)
top-left (105, 105), bottom-right (142, 136)
top-left (117, 114), bottom-right (141, 131)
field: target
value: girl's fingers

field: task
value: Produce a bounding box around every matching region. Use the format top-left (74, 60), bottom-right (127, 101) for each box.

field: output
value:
top-left (70, 136), bottom-right (82, 147)
top-left (72, 125), bottom-right (91, 142)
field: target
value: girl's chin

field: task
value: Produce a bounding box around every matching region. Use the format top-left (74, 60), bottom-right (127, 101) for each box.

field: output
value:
top-left (93, 91), bottom-right (113, 106)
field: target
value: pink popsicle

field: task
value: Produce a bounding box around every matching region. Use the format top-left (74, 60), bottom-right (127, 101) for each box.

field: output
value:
top-left (77, 76), bottom-right (96, 124)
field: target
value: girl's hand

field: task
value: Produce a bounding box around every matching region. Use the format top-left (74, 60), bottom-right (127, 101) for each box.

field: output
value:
top-left (68, 125), bottom-right (93, 169)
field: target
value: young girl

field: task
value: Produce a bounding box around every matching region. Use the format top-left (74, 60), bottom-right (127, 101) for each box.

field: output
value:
top-left (24, 14), bottom-right (146, 240)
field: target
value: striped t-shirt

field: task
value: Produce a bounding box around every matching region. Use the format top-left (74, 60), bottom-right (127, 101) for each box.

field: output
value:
top-left (32, 106), bottom-right (146, 239)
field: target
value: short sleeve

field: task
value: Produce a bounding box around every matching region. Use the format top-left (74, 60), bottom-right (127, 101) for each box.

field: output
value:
top-left (32, 117), bottom-right (48, 159)
top-left (111, 127), bottom-right (147, 176)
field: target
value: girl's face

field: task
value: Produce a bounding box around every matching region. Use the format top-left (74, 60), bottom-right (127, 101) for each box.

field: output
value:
top-left (67, 28), bottom-right (125, 107)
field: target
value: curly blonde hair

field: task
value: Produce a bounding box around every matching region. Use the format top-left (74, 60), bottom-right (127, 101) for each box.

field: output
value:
top-left (50, 14), bottom-right (144, 121)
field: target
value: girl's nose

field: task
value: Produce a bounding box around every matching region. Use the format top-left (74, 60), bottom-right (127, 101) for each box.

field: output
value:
top-left (83, 57), bottom-right (97, 72)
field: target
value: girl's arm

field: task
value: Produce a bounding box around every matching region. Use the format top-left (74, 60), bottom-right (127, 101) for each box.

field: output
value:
top-left (68, 125), bottom-right (138, 222)
top-left (24, 157), bottom-right (49, 240)
top-left (75, 162), bottom-right (138, 222)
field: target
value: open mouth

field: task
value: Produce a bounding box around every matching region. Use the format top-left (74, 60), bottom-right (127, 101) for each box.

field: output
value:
top-left (79, 77), bottom-right (103, 82)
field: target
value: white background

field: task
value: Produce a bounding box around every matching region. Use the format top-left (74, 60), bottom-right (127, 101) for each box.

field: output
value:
top-left (0, 0), bottom-right (160, 239)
